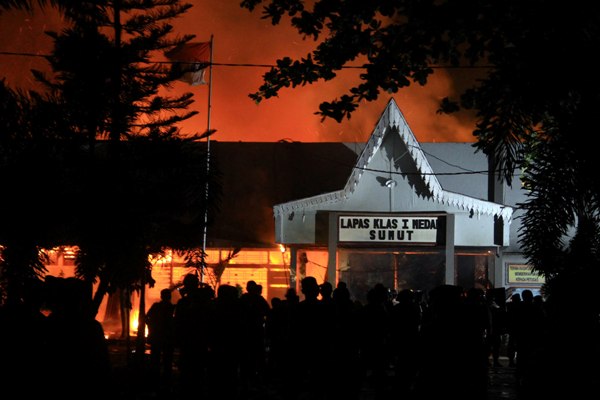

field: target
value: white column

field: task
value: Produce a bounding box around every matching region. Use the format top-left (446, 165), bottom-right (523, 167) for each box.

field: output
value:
top-left (445, 214), bottom-right (455, 285)
top-left (327, 212), bottom-right (338, 284)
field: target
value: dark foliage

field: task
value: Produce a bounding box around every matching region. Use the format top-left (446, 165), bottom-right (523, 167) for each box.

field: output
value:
top-left (0, 2), bottom-right (221, 315)
top-left (241, 0), bottom-right (600, 298)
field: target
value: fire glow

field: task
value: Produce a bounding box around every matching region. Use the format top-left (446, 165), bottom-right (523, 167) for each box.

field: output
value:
top-left (0, 2), bottom-right (479, 143)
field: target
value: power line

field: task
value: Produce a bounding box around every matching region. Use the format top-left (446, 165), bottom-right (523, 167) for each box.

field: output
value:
top-left (356, 165), bottom-right (491, 176)
top-left (0, 50), bottom-right (493, 69)
top-left (0, 51), bottom-right (47, 58)
top-left (285, 142), bottom-right (498, 177)
top-left (416, 146), bottom-right (483, 174)
top-left (0, 49), bottom-right (497, 178)
top-left (290, 139), bottom-right (497, 177)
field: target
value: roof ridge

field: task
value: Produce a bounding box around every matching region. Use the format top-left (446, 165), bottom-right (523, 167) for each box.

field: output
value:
top-left (274, 98), bottom-right (513, 221)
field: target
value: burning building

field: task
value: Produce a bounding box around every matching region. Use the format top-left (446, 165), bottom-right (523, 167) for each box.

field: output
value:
top-left (43, 98), bottom-right (539, 334)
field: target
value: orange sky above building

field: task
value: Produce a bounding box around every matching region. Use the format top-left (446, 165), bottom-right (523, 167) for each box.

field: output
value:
top-left (0, 1), bottom-right (479, 143)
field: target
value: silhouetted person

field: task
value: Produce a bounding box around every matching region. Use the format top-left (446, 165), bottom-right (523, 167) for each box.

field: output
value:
top-left (268, 287), bottom-right (300, 395)
top-left (505, 292), bottom-right (521, 367)
top-left (284, 286), bottom-right (300, 305)
top-left (174, 273), bottom-right (213, 396)
top-left (238, 280), bottom-right (270, 393)
top-left (286, 276), bottom-right (332, 399)
top-left (145, 288), bottom-right (176, 389)
top-left (43, 276), bottom-right (111, 400)
top-left (390, 289), bottom-right (422, 397)
top-left (319, 281), bottom-right (333, 302)
top-left (513, 289), bottom-right (546, 395)
top-left (207, 284), bottom-right (243, 400)
top-left (332, 281), bottom-right (350, 303)
top-left (330, 281), bottom-right (362, 400)
top-left (459, 287), bottom-right (491, 399)
top-left (0, 278), bottom-right (48, 397)
top-left (357, 283), bottom-right (392, 400)
top-left (265, 296), bottom-right (286, 377)
top-left (486, 288), bottom-right (508, 367)
top-left (414, 284), bottom-right (466, 400)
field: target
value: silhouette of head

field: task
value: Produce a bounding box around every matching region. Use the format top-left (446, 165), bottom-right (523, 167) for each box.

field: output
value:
top-left (45, 276), bottom-right (91, 316)
top-left (246, 280), bottom-right (258, 294)
top-left (396, 289), bottom-right (415, 304)
top-left (160, 288), bottom-right (172, 302)
top-left (333, 283), bottom-right (351, 302)
top-left (301, 276), bottom-right (320, 300)
top-left (181, 273), bottom-right (199, 296)
top-left (217, 284), bottom-right (239, 302)
top-left (285, 288), bottom-right (299, 303)
top-left (319, 282), bottom-right (333, 299)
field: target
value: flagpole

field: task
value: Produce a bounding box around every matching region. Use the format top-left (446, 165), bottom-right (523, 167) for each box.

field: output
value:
top-left (201, 34), bottom-right (214, 283)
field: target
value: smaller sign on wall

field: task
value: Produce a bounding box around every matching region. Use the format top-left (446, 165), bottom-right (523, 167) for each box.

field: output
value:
top-left (507, 263), bottom-right (545, 285)
top-left (338, 215), bottom-right (441, 244)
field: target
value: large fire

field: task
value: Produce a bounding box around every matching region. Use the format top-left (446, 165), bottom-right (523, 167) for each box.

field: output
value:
top-left (0, 2), bottom-right (479, 143)
top-left (43, 246), bottom-right (299, 338)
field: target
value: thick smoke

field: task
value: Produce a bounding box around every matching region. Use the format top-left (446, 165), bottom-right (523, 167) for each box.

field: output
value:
top-left (0, 2), bottom-right (477, 143)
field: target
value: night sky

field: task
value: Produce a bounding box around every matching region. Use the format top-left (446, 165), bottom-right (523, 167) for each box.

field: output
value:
top-left (0, 1), bottom-right (480, 143)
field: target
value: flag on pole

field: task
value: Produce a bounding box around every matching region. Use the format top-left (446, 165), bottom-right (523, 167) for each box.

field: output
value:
top-left (165, 41), bottom-right (211, 85)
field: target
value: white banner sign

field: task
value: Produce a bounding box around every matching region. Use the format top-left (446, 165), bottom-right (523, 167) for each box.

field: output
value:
top-left (338, 215), bottom-right (439, 243)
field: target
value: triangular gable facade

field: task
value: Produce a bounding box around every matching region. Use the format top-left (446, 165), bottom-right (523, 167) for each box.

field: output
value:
top-left (273, 98), bottom-right (513, 246)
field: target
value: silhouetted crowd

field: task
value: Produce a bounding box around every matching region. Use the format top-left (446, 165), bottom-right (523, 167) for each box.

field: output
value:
top-left (2, 274), bottom-right (596, 400)
top-left (142, 274), bottom-right (553, 400)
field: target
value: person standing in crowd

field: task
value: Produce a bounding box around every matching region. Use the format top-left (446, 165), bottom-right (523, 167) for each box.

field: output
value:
top-left (513, 289), bottom-right (546, 394)
top-left (238, 280), bottom-right (271, 394)
top-left (414, 284), bottom-right (466, 399)
top-left (207, 284), bottom-right (244, 400)
top-left (43, 276), bottom-right (111, 400)
top-left (330, 281), bottom-right (362, 400)
top-left (486, 288), bottom-right (508, 367)
top-left (0, 278), bottom-right (48, 397)
top-left (390, 289), bottom-right (422, 397)
top-left (287, 276), bottom-right (333, 399)
top-left (357, 283), bottom-right (392, 400)
top-left (266, 287), bottom-right (300, 394)
top-left (319, 281), bottom-right (333, 302)
top-left (145, 288), bottom-right (176, 390)
top-left (174, 273), bottom-right (213, 396)
top-left (460, 287), bottom-right (492, 399)
top-left (506, 292), bottom-right (522, 367)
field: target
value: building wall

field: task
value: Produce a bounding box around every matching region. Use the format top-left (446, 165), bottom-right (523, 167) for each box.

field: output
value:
top-left (273, 101), bottom-right (520, 297)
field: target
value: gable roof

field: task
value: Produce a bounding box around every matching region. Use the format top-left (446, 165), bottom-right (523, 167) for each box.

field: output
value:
top-left (273, 98), bottom-right (513, 221)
